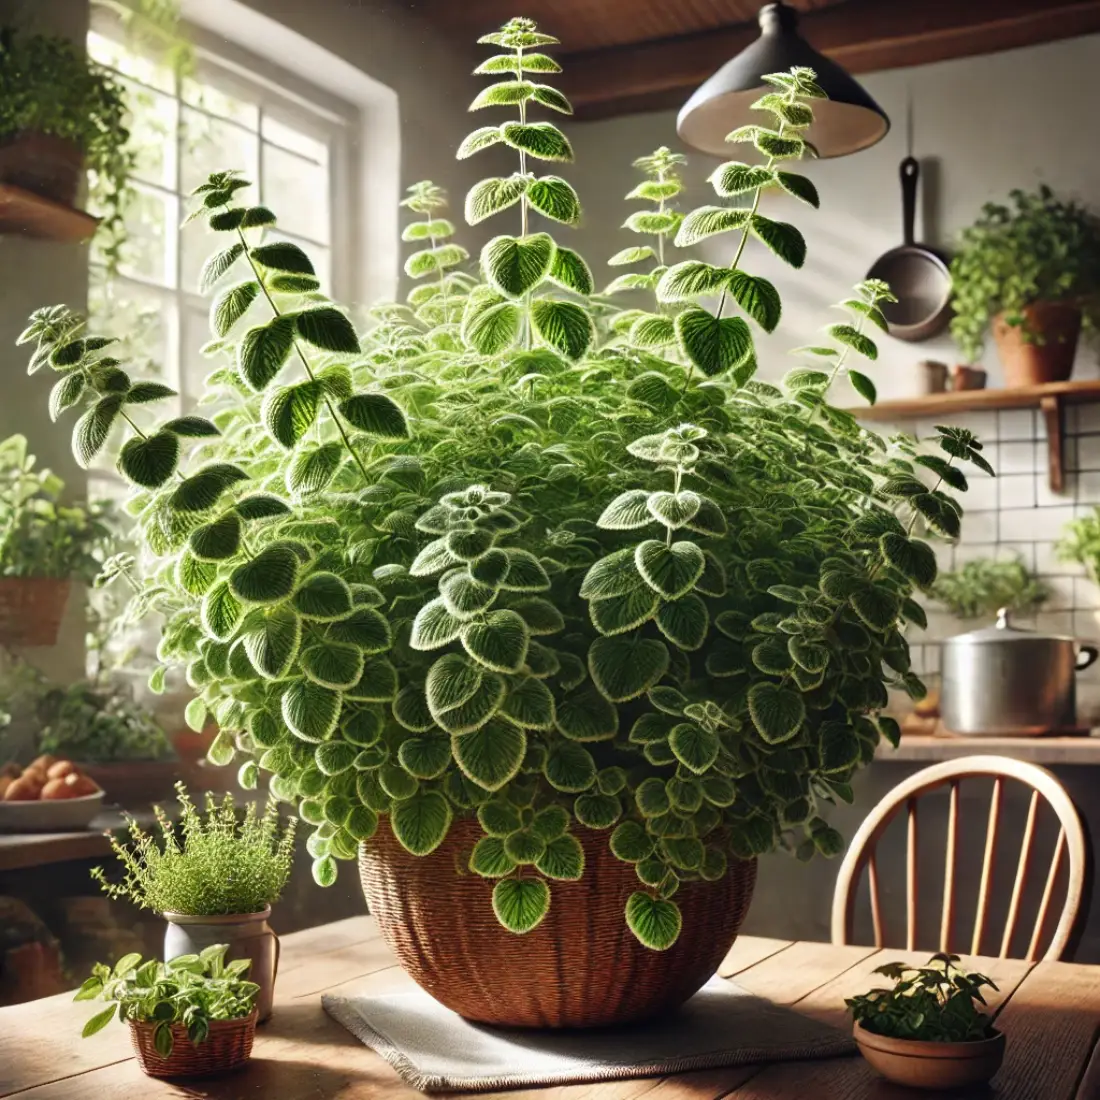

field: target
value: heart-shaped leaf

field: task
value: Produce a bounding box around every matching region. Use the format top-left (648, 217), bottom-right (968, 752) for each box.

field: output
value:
top-left (625, 892), bottom-right (682, 950)
top-left (748, 682), bottom-right (806, 744)
top-left (411, 598), bottom-right (464, 651)
top-left (242, 607), bottom-right (301, 679)
top-left (263, 380), bottom-right (323, 448)
top-left (675, 308), bottom-right (753, 378)
top-left (301, 640), bottom-right (364, 690)
top-left (646, 491), bottom-right (701, 530)
top-left (229, 545), bottom-right (299, 604)
top-left (282, 679), bottom-right (341, 742)
top-left (543, 741), bottom-right (596, 792)
top-left (636, 540), bottom-right (706, 600)
top-left (462, 610), bottom-right (530, 673)
top-left (501, 674), bottom-right (556, 729)
top-left (655, 594), bottom-right (709, 651)
top-left (338, 393), bottom-right (409, 439)
top-left (669, 722), bottom-right (719, 774)
top-left (292, 572), bottom-right (353, 621)
top-left (535, 834), bottom-right (584, 880)
top-left (596, 491), bottom-right (653, 531)
top-left (452, 716), bottom-right (526, 790)
top-left (118, 430), bottom-right (179, 488)
top-left (589, 587), bottom-right (659, 635)
top-left (554, 682), bottom-right (619, 740)
top-left (588, 636), bottom-right (669, 702)
top-left (201, 582), bottom-right (242, 642)
top-left (530, 298), bottom-right (594, 360)
top-left (481, 233), bottom-right (554, 297)
top-left (391, 790), bottom-right (452, 856)
top-left (238, 315), bottom-right (294, 391)
top-left (398, 733), bottom-right (453, 779)
top-left (492, 878), bottom-right (550, 934)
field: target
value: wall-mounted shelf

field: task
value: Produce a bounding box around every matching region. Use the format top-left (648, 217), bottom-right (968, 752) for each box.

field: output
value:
top-left (846, 379), bottom-right (1100, 493)
top-left (877, 733), bottom-right (1100, 766)
top-left (0, 183), bottom-right (98, 242)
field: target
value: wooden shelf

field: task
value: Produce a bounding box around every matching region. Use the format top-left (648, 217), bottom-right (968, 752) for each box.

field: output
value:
top-left (0, 183), bottom-right (98, 242)
top-left (876, 733), bottom-right (1100, 766)
top-left (846, 379), bottom-right (1100, 493)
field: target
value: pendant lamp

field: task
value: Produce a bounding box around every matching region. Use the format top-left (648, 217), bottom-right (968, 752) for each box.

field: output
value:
top-left (677, 1), bottom-right (889, 159)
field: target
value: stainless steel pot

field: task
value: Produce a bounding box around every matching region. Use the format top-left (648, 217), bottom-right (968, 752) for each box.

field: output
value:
top-left (941, 608), bottom-right (1098, 735)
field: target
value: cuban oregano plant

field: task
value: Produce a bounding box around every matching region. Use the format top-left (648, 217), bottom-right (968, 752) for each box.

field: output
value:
top-left (19, 20), bottom-right (989, 952)
top-left (603, 146), bottom-right (687, 351)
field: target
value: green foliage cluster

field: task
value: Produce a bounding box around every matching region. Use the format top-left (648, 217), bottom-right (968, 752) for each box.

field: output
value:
top-left (950, 186), bottom-right (1100, 363)
top-left (847, 953), bottom-right (998, 1043)
top-left (931, 556), bottom-right (1048, 622)
top-left (0, 433), bottom-right (113, 581)
top-left (92, 783), bottom-right (296, 915)
top-left (0, 28), bottom-right (132, 263)
top-left (21, 19), bottom-right (988, 950)
top-left (76, 944), bottom-right (259, 1057)
top-left (37, 679), bottom-right (172, 762)
top-left (1058, 507), bottom-right (1100, 585)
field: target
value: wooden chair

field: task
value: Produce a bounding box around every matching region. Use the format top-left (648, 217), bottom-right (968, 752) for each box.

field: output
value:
top-left (830, 755), bottom-right (1088, 961)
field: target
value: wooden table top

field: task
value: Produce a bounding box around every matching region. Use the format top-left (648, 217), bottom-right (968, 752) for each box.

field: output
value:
top-left (2, 915), bottom-right (1098, 1099)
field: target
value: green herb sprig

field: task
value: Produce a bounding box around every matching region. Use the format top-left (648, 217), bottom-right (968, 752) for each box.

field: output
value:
top-left (847, 953), bottom-right (998, 1043)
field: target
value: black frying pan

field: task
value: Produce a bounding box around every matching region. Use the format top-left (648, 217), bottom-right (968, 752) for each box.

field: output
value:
top-left (866, 157), bottom-right (952, 342)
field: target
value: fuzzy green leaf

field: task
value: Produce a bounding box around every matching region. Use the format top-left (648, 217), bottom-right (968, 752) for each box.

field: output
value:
top-left (501, 121), bottom-right (572, 161)
top-left (392, 790), bottom-right (452, 855)
top-left (625, 892), bottom-right (681, 950)
top-left (288, 443), bottom-right (342, 495)
top-left (636, 540), bottom-right (706, 600)
top-left (526, 177), bottom-right (581, 225)
top-left (530, 298), bottom-right (594, 360)
top-left (230, 545), bottom-right (299, 604)
top-left (452, 716), bottom-right (526, 790)
top-left (675, 308), bottom-right (753, 377)
top-left (492, 877), bottom-right (550, 934)
top-left (252, 241), bottom-right (315, 275)
top-left (294, 307), bottom-right (359, 353)
top-left (501, 674), bottom-right (556, 729)
top-left (709, 162), bottom-right (774, 197)
top-left (547, 246), bottom-right (594, 295)
top-left (263, 380), bottom-right (322, 448)
top-left (118, 430), bottom-right (179, 488)
top-left (544, 740), bottom-right (596, 792)
top-left (462, 610), bottom-right (530, 673)
top-left (481, 233), bottom-right (554, 297)
top-left (470, 835), bottom-right (517, 877)
top-left (168, 463), bottom-right (248, 513)
top-left (73, 394), bottom-right (122, 468)
top-left (463, 298), bottom-right (521, 355)
top-left (657, 261), bottom-right (732, 302)
top-left (466, 176), bottom-right (528, 225)
top-left (302, 639), bottom-right (364, 690)
top-left (338, 393), bottom-right (409, 439)
top-left (751, 215), bottom-right (807, 268)
top-left (554, 683), bottom-right (619, 740)
top-left (292, 572), bottom-right (353, 621)
top-left (588, 636), bottom-right (669, 703)
top-left (675, 206), bottom-right (750, 247)
top-left (283, 679), bottom-right (341, 742)
top-left (748, 682), bottom-right (805, 744)
top-left (238, 316), bottom-right (295, 391)
top-left (727, 272), bottom-right (782, 333)
top-left (212, 281), bottom-right (259, 337)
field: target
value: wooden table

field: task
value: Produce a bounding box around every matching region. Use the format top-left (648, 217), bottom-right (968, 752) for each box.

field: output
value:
top-left (2, 916), bottom-right (1098, 1098)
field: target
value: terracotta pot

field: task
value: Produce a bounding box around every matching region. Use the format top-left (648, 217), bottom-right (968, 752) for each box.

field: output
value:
top-left (0, 132), bottom-right (83, 207)
top-left (359, 816), bottom-right (757, 1028)
top-left (0, 578), bottom-right (70, 647)
top-left (993, 302), bottom-right (1082, 387)
top-left (854, 1022), bottom-right (1006, 1090)
top-left (163, 907), bottom-right (280, 1023)
top-left (128, 1010), bottom-right (256, 1078)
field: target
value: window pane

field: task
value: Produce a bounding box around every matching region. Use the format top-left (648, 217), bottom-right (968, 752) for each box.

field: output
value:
top-left (262, 115), bottom-right (329, 166)
top-left (180, 107), bottom-right (260, 197)
top-left (262, 143), bottom-right (329, 243)
top-left (123, 79), bottom-right (178, 189)
top-left (182, 77), bottom-right (259, 130)
top-left (88, 270), bottom-right (173, 379)
top-left (88, 30), bottom-right (173, 93)
top-left (181, 306), bottom-right (216, 408)
top-left (91, 186), bottom-right (175, 287)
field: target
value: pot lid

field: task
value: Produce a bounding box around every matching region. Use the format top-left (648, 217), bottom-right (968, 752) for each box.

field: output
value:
top-left (948, 607), bottom-right (1076, 644)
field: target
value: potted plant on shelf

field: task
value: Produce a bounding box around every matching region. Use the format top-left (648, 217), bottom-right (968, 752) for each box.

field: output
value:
top-left (92, 783), bottom-right (295, 1022)
top-left (950, 185), bottom-right (1100, 386)
top-left (847, 953), bottom-right (1004, 1089)
top-left (76, 945), bottom-right (259, 1078)
top-left (0, 433), bottom-right (113, 647)
top-left (0, 27), bottom-right (131, 238)
top-left (19, 18), bottom-right (987, 1029)
top-left (931, 556), bottom-right (1048, 622)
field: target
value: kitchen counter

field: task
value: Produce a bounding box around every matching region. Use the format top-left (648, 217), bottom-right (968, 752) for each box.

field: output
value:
top-left (876, 733), bottom-right (1100, 765)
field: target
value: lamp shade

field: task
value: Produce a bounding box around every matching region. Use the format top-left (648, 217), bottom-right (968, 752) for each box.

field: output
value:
top-left (677, 2), bottom-right (889, 159)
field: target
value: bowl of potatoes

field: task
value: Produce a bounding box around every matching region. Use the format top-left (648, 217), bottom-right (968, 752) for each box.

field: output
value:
top-left (0, 756), bottom-right (104, 831)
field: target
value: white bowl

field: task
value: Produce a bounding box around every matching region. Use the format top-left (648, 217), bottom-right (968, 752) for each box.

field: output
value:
top-left (0, 790), bottom-right (105, 832)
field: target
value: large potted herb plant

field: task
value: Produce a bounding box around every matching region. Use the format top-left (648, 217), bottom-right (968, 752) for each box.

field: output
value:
top-left (0, 433), bottom-right (112, 646)
top-left (20, 19), bottom-right (985, 1029)
top-left (950, 186), bottom-right (1100, 386)
top-left (92, 784), bottom-right (295, 1022)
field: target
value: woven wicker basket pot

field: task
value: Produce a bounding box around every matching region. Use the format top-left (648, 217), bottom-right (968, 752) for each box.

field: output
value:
top-left (360, 816), bottom-right (757, 1028)
top-left (0, 578), bottom-right (70, 647)
top-left (128, 1010), bottom-right (257, 1078)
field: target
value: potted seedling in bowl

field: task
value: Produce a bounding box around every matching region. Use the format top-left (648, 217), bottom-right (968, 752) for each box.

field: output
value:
top-left (76, 945), bottom-right (259, 1078)
top-left (847, 953), bottom-right (1004, 1090)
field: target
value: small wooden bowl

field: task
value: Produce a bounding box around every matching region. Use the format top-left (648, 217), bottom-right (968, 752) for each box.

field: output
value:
top-left (854, 1022), bottom-right (1005, 1090)
top-left (128, 1010), bottom-right (256, 1078)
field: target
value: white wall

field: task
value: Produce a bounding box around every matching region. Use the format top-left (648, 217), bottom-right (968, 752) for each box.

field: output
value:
top-left (567, 33), bottom-right (1100, 711)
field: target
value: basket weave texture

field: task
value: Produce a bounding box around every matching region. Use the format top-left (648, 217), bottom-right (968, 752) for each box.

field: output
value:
top-left (0, 578), bottom-right (70, 647)
top-left (128, 1010), bottom-right (256, 1078)
top-left (360, 816), bottom-right (757, 1028)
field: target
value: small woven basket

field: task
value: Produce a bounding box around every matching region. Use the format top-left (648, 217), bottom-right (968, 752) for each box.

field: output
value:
top-left (128, 1010), bottom-right (256, 1078)
top-left (0, 578), bottom-right (70, 647)
top-left (360, 816), bottom-right (757, 1028)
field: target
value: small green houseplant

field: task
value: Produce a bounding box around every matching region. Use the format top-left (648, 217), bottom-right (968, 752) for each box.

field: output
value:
top-left (0, 28), bottom-right (132, 254)
top-left (0, 433), bottom-right (113, 645)
top-left (950, 186), bottom-right (1100, 385)
top-left (93, 782), bottom-right (294, 1021)
top-left (1058, 507), bottom-right (1100, 584)
top-left (931, 556), bottom-right (1048, 621)
top-left (76, 945), bottom-right (259, 1078)
top-left (19, 18), bottom-right (987, 1027)
top-left (847, 954), bottom-right (1004, 1088)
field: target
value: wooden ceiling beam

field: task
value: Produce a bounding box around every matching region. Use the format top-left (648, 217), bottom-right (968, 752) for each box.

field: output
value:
top-left (562, 0), bottom-right (1100, 121)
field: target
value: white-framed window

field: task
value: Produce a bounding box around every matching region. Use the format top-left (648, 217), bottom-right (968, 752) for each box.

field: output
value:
top-left (86, 18), bottom-right (358, 497)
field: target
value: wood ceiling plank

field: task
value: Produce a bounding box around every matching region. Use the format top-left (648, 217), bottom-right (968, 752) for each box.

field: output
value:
top-left (560, 0), bottom-right (1100, 120)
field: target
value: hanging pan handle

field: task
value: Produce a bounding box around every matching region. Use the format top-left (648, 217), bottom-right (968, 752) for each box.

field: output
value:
top-left (900, 156), bottom-right (919, 246)
top-left (1076, 644), bottom-right (1098, 672)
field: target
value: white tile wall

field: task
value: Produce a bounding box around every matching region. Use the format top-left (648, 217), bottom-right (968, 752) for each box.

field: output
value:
top-left (902, 409), bottom-right (1100, 718)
